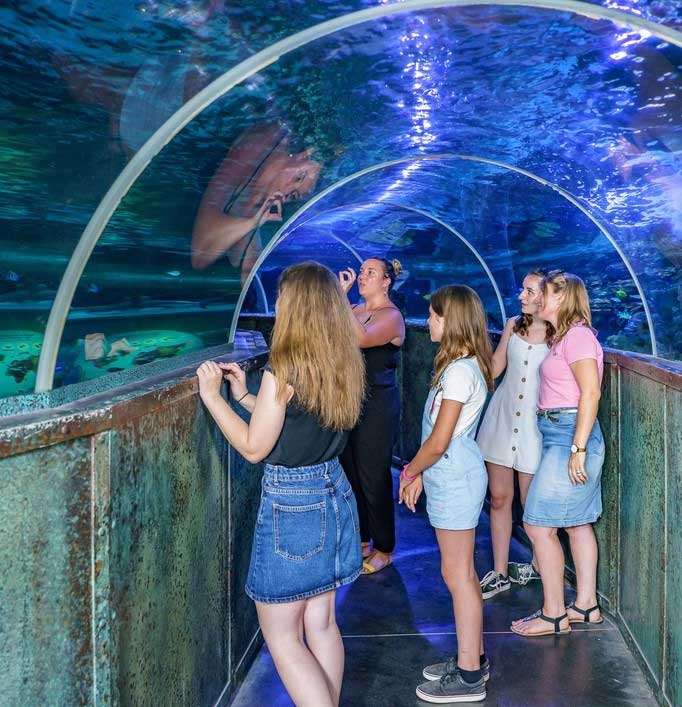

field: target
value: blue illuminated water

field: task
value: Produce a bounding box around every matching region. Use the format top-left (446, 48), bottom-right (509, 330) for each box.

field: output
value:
top-left (0, 0), bottom-right (680, 398)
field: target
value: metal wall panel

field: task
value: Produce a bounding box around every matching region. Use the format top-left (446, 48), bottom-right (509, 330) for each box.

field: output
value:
top-left (665, 388), bottom-right (682, 706)
top-left (619, 370), bottom-right (666, 683)
top-left (0, 437), bottom-right (93, 706)
top-left (594, 363), bottom-right (620, 610)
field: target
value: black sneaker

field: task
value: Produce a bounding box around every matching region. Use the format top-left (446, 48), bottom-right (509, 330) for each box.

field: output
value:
top-left (423, 655), bottom-right (490, 682)
top-left (416, 670), bottom-right (486, 703)
top-left (479, 570), bottom-right (511, 599)
top-left (508, 562), bottom-right (541, 585)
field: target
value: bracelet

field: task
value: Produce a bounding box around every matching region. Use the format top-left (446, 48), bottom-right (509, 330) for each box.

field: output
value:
top-left (401, 464), bottom-right (418, 482)
top-left (236, 391), bottom-right (250, 403)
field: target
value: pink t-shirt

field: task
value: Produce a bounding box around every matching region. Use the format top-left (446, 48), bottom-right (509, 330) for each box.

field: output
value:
top-left (538, 325), bottom-right (603, 409)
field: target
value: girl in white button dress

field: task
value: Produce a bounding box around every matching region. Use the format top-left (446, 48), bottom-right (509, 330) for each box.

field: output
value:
top-left (476, 270), bottom-right (554, 599)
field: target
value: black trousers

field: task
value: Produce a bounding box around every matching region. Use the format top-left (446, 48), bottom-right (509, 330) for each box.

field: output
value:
top-left (340, 384), bottom-right (399, 554)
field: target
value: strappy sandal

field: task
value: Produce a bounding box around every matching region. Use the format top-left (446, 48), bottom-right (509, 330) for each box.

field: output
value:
top-left (361, 552), bottom-right (392, 575)
top-left (567, 602), bottom-right (604, 624)
top-left (510, 609), bottom-right (571, 636)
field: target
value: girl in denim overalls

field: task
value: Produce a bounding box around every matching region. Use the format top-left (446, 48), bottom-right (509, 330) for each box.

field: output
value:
top-left (399, 285), bottom-right (494, 704)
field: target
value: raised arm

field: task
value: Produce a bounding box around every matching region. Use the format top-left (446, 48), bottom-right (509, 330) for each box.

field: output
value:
top-left (351, 308), bottom-right (405, 348)
top-left (218, 362), bottom-right (257, 413)
top-left (191, 124), bottom-right (288, 270)
top-left (191, 189), bottom-right (281, 270)
top-left (491, 317), bottom-right (516, 379)
top-left (197, 362), bottom-right (287, 463)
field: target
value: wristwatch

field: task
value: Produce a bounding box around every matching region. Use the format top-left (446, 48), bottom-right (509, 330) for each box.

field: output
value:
top-left (570, 444), bottom-right (586, 454)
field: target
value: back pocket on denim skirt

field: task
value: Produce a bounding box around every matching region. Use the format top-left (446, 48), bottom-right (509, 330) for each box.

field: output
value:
top-left (274, 501), bottom-right (327, 562)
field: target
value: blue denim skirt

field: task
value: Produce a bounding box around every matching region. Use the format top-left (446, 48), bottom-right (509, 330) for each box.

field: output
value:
top-left (524, 411), bottom-right (605, 528)
top-left (246, 458), bottom-right (362, 604)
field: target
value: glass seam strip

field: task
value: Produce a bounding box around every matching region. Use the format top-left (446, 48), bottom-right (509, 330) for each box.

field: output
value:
top-left (253, 274), bottom-right (269, 315)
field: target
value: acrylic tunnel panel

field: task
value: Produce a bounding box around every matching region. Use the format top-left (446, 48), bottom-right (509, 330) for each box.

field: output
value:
top-left (1, 2), bottom-right (681, 398)
top-left (295, 158), bottom-right (662, 355)
top-left (244, 203), bottom-right (504, 327)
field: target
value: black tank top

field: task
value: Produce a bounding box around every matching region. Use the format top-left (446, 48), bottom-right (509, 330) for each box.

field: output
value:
top-left (363, 342), bottom-right (401, 387)
top-left (263, 365), bottom-right (348, 467)
top-left (353, 305), bottom-right (403, 387)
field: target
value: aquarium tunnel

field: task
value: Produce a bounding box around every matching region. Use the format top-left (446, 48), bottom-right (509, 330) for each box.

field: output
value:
top-left (0, 0), bottom-right (681, 705)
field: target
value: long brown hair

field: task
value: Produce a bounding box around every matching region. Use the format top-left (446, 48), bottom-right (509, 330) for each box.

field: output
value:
top-left (513, 268), bottom-right (555, 342)
top-left (541, 270), bottom-right (593, 344)
top-left (430, 284), bottom-right (494, 391)
top-left (269, 262), bottom-right (365, 430)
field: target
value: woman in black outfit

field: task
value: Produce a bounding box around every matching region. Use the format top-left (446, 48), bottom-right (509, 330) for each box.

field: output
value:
top-left (338, 258), bottom-right (405, 574)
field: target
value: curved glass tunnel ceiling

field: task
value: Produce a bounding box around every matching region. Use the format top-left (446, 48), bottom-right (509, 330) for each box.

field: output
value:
top-left (247, 202), bottom-right (507, 327)
top-left (243, 156), bottom-right (661, 354)
top-left (0, 2), bottom-right (680, 399)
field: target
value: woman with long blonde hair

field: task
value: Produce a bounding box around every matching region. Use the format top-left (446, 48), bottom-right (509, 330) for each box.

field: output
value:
top-left (398, 285), bottom-right (493, 703)
top-left (511, 270), bottom-right (605, 638)
top-left (197, 261), bottom-right (365, 707)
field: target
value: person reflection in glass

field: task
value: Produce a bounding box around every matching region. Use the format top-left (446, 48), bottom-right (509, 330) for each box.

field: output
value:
top-left (55, 0), bottom-right (223, 157)
top-left (191, 123), bottom-right (322, 282)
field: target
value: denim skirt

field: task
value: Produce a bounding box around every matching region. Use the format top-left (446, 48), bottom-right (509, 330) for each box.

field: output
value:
top-left (246, 457), bottom-right (362, 604)
top-left (523, 411), bottom-right (605, 528)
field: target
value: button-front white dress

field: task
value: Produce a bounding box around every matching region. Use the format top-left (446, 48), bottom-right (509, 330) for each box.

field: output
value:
top-left (476, 333), bottom-right (549, 474)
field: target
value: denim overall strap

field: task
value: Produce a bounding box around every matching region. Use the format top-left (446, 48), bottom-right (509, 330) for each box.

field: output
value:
top-left (421, 386), bottom-right (438, 443)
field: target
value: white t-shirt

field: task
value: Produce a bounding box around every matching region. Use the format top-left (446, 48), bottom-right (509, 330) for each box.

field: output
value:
top-left (429, 357), bottom-right (487, 438)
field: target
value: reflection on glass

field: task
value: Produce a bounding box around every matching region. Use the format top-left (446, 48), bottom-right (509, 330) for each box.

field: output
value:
top-left (191, 123), bottom-right (322, 281)
top-left (53, 0), bottom-right (228, 157)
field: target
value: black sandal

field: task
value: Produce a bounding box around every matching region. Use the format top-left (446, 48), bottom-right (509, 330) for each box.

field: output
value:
top-left (511, 609), bottom-right (571, 636)
top-left (567, 602), bottom-right (603, 624)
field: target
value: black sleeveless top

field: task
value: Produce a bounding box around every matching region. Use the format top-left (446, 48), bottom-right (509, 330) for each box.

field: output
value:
top-left (352, 304), bottom-right (403, 387)
top-left (363, 342), bottom-right (401, 387)
top-left (263, 365), bottom-right (348, 467)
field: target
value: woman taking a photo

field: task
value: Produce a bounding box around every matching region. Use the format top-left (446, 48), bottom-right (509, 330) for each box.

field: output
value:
top-left (476, 269), bottom-right (554, 598)
top-left (399, 284), bottom-right (493, 703)
top-left (197, 262), bottom-right (365, 706)
top-left (338, 257), bottom-right (405, 574)
top-left (511, 270), bottom-right (605, 637)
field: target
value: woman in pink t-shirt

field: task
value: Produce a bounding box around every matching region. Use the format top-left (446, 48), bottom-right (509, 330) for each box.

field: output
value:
top-left (511, 271), bottom-right (605, 637)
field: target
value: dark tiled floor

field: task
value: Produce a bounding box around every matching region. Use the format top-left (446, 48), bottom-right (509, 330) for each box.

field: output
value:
top-left (231, 471), bottom-right (656, 706)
